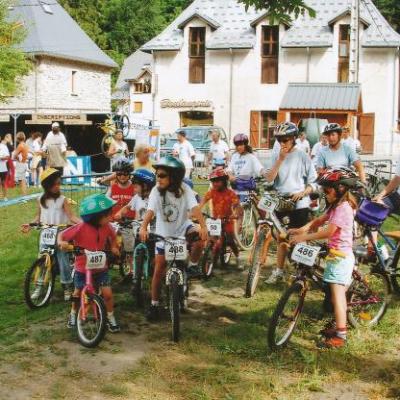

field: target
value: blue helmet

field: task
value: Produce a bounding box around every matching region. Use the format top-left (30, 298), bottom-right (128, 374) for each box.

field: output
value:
top-left (183, 177), bottom-right (194, 189)
top-left (132, 169), bottom-right (156, 187)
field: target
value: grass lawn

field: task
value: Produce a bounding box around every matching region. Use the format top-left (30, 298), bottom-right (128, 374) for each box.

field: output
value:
top-left (0, 194), bottom-right (399, 399)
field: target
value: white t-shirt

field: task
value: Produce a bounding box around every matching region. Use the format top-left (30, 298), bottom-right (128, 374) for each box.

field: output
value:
top-left (209, 140), bottom-right (229, 160)
top-left (39, 196), bottom-right (69, 225)
top-left (341, 137), bottom-right (358, 154)
top-left (0, 143), bottom-right (10, 173)
top-left (129, 194), bottom-right (149, 221)
top-left (32, 138), bottom-right (42, 153)
top-left (295, 138), bottom-right (311, 154)
top-left (227, 152), bottom-right (264, 178)
top-left (147, 183), bottom-right (197, 237)
top-left (173, 141), bottom-right (195, 169)
top-left (42, 131), bottom-right (67, 152)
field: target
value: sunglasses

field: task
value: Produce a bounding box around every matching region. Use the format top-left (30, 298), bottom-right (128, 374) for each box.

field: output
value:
top-left (116, 172), bottom-right (130, 176)
top-left (156, 173), bottom-right (169, 179)
top-left (277, 137), bottom-right (292, 143)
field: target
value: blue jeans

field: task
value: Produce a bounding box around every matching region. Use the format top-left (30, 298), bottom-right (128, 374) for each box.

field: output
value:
top-left (56, 249), bottom-right (73, 285)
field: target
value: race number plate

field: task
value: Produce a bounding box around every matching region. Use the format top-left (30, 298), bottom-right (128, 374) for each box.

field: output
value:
top-left (85, 251), bottom-right (107, 270)
top-left (206, 218), bottom-right (222, 236)
top-left (258, 195), bottom-right (277, 213)
top-left (39, 227), bottom-right (57, 247)
top-left (165, 239), bottom-right (188, 261)
top-left (291, 243), bottom-right (321, 267)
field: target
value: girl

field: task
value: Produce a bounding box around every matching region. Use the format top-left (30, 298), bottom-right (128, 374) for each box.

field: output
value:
top-left (58, 193), bottom-right (121, 332)
top-left (21, 168), bottom-right (81, 301)
top-left (133, 144), bottom-right (154, 172)
top-left (139, 155), bottom-right (207, 321)
top-left (289, 168), bottom-right (359, 349)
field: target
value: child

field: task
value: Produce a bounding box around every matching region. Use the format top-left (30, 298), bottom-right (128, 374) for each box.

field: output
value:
top-left (198, 168), bottom-right (240, 260)
top-left (0, 136), bottom-right (10, 201)
top-left (13, 131), bottom-right (29, 195)
top-left (21, 168), bottom-right (81, 300)
top-left (105, 158), bottom-right (135, 219)
top-left (289, 168), bottom-right (358, 349)
top-left (139, 156), bottom-right (208, 321)
top-left (58, 193), bottom-right (121, 332)
top-left (133, 144), bottom-right (154, 172)
top-left (115, 169), bottom-right (156, 221)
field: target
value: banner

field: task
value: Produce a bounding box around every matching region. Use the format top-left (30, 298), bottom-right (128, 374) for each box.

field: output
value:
top-left (64, 156), bottom-right (92, 184)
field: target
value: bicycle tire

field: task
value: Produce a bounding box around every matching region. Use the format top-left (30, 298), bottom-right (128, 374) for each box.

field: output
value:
top-left (347, 271), bottom-right (391, 328)
top-left (24, 257), bottom-right (56, 309)
top-left (267, 281), bottom-right (305, 351)
top-left (169, 272), bottom-right (181, 342)
top-left (199, 243), bottom-right (214, 279)
top-left (390, 264), bottom-right (400, 294)
top-left (133, 248), bottom-right (145, 307)
top-left (118, 115), bottom-right (130, 138)
top-left (235, 203), bottom-right (257, 251)
top-left (101, 133), bottom-right (114, 158)
top-left (246, 227), bottom-right (270, 298)
top-left (76, 293), bottom-right (107, 348)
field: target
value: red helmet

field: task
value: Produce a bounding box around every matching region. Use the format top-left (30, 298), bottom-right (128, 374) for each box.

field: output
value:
top-left (233, 133), bottom-right (249, 145)
top-left (317, 167), bottom-right (359, 189)
top-left (209, 168), bottom-right (229, 181)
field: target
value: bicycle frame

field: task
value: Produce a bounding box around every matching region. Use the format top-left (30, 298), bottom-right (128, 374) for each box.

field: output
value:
top-left (79, 268), bottom-right (101, 322)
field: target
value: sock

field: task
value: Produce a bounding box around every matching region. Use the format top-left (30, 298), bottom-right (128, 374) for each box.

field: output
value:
top-left (336, 327), bottom-right (347, 340)
top-left (107, 311), bottom-right (114, 319)
top-left (151, 300), bottom-right (159, 307)
top-left (188, 261), bottom-right (198, 267)
top-left (70, 309), bottom-right (76, 316)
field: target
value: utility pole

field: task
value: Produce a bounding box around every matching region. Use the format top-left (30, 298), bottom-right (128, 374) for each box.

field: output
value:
top-left (349, 0), bottom-right (360, 83)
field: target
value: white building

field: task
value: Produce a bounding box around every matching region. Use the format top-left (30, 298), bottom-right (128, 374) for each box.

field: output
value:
top-left (113, 50), bottom-right (154, 135)
top-left (140, 0), bottom-right (400, 155)
top-left (0, 0), bottom-right (117, 166)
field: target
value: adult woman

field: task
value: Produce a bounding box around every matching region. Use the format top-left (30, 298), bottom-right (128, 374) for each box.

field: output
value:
top-left (31, 132), bottom-right (43, 187)
top-left (2, 134), bottom-right (15, 189)
top-left (265, 122), bottom-right (317, 283)
top-left (13, 132), bottom-right (29, 195)
top-left (108, 129), bottom-right (129, 166)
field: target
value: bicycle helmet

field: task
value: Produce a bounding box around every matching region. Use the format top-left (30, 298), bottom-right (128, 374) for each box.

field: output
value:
top-left (132, 169), bottom-right (156, 187)
top-left (153, 155), bottom-right (186, 182)
top-left (233, 134), bottom-right (249, 146)
top-left (183, 177), bottom-right (194, 189)
top-left (40, 168), bottom-right (62, 186)
top-left (80, 193), bottom-right (116, 223)
top-left (323, 123), bottom-right (342, 135)
top-left (274, 122), bottom-right (299, 138)
top-left (317, 167), bottom-right (359, 190)
top-left (209, 168), bottom-right (229, 181)
top-left (112, 158), bottom-right (133, 173)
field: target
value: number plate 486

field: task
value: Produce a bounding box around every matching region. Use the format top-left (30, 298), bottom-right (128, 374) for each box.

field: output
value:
top-left (291, 243), bottom-right (320, 267)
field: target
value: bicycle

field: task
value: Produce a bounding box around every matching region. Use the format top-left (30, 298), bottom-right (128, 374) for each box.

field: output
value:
top-left (245, 191), bottom-right (294, 298)
top-left (199, 215), bottom-right (239, 279)
top-left (268, 241), bottom-right (391, 351)
top-left (24, 223), bottom-right (71, 309)
top-left (115, 219), bottom-right (139, 280)
top-left (68, 246), bottom-right (115, 348)
top-left (98, 114), bottom-right (130, 157)
top-left (365, 162), bottom-right (390, 196)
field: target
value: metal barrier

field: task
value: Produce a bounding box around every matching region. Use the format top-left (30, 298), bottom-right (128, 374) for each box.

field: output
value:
top-left (361, 159), bottom-right (394, 180)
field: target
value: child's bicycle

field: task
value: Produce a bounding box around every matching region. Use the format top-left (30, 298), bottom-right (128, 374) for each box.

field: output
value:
top-left (115, 219), bottom-right (139, 280)
top-left (199, 214), bottom-right (239, 279)
top-left (68, 246), bottom-right (116, 348)
top-left (98, 114), bottom-right (130, 157)
top-left (24, 223), bottom-right (71, 309)
top-left (267, 241), bottom-right (391, 351)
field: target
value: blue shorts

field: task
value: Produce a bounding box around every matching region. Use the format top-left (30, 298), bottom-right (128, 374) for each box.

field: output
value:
top-left (74, 270), bottom-right (111, 290)
top-left (323, 254), bottom-right (354, 286)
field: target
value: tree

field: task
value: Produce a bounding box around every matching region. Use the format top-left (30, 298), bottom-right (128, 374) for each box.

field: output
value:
top-left (238, 0), bottom-right (316, 24)
top-left (0, 0), bottom-right (32, 101)
top-left (374, 0), bottom-right (400, 33)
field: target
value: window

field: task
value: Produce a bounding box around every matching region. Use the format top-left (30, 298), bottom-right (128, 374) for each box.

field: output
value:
top-left (250, 111), bottom-right (277, 148)
top-left (71, 71), bottom-right (77, 95)
top-left (189, 27), bottom-right (205, 84)
top-left (261, 26), bottom-right (279, 84)
top-left (338, 25), bottom-right (350, 83)
top-left (134, 83), bottom-right (143, 93)
top-left (133, 102), bottom-right (143, 113)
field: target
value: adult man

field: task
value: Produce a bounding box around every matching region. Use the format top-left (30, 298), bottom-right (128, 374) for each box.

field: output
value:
top-left (311, 133), bottom-right (328, 165)
top-left (42, 122), bottom-right (68, 174)
top-left (341, 126), bottom-right (362, 154)
top-left (317, 123), bottom-right (366, 183)
top-left (295, 132), bottom-right (311, 155)
top-left (208, 130), bottom-right (230, 166)
top-left (172, 131), bottom-right (195, 178)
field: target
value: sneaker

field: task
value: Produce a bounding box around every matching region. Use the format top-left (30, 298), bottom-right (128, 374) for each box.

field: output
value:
top-left (67, 313), bottom-right (76, 329)
top-left (146, 305), bottom-right (161, 322)
top-left (265, 268), bottom-right (284, 284)
top-left (107, 315), bottom-right (121, 333)
top-left (187, 265), bottom-right (202, 279)
top-left (318, 335), bottom-right (346, 349)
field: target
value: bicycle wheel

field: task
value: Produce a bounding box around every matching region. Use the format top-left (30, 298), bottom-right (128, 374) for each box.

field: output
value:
top-left (199, 243), bottom-right (214, 279)
top-left (117, 115), bottom-right (130, 138)
top-left (390, 258), bottom-right (400, 294)
top-left (24, 257), bottom-right (56, 309)
top-left (76, 293), bottom-right (107, 348)
top-left (101, 134), bottom-right (114, 157)
top-left (133, 248), bottom-right (145, 307)
top-left (267, 281), bottom-right (306, 351)
top-left (246, 226), bottom-right (272, 298)
top-left (347, 270), bottom-right (391, 328)
top-left (169, 272), bottom-right (181, 342)
top-left (119, 251), bottom-right (133, 280)
top-left (235, 204), bottom-right (257, 251)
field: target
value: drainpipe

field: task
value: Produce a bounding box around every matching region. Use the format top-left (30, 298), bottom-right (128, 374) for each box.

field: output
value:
top-left (390, 47), bottom-right (399, 156)
top-left (151, 50), bottom-right (156, 128)
top-left (228, 48), bottom-right (234, 143)
top-left (306, 47), bottom-right (310, 83)
top-left (34, 57), bottom-right (39, 112)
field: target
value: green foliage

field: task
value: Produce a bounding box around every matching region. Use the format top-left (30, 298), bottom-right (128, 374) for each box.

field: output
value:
top-left (374, 0), bottom-right (400, 33)
top-left (0, 0), bottom-right (32, 101)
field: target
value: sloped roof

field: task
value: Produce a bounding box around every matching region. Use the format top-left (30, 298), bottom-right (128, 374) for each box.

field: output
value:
top-left (280, 83), bottom-right (361, 111)
top-left (177, 12), bottom-right (221, 30)
top-left (8, 0), bottom-right (117, 68)
top-left (115, 50), bottom-right (152, 89)
top-left (141, 0), bottom-right (400, 52)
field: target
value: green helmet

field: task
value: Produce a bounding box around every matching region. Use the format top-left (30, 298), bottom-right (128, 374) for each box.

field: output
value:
top-left (154, 155), bottom-right (186, 181)
top-left (80, 193), bottom-right (116, 218)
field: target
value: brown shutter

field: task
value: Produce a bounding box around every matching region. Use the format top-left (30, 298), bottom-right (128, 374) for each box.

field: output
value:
top-left (277, 111), bottom-right (286, 124)
top-left (250, 111), bottom-right (260, 147)
top-left (359, 113), bottom-right (375, 154)
top-left (189, 58), bottom-right (205, 84)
